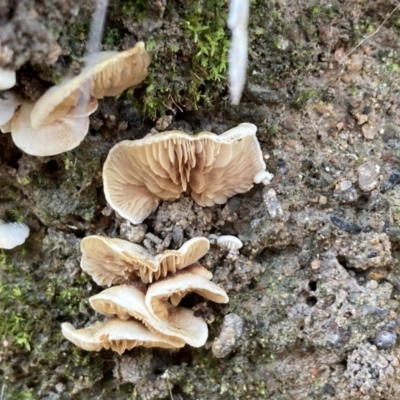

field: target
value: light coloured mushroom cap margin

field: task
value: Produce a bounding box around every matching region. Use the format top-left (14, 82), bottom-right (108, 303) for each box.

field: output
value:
top-left (84, 42), bottom-right (151, 98)
top-left (11, 100), bottom-right (97, 156)
top-left (30, 42), bottom-right (150, 129)
top-left (89, 284), bottom-right (208, 347)
top-left (0, 91), bottom-right (20, 133)
top-left (81, 235), bottom-right (210, 285)
top-left (62, 318), bottom-right (178, 354)
top-left (0, 67), bottom-right (16, 90)
top-left (103, 123), bottom-right (268, 224)
top-left (0, 220), bottom-right (30, 249)
top-left (145, 264), bottom-right (229, 321)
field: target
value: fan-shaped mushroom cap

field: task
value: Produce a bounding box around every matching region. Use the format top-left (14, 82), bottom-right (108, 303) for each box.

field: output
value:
top-left (0, 67), bottom-right (16, 90)
top-left (62, 318), bottom-right (178, 354)
top-left (0, 91), bottom-right (20, 133)
top-left (11, 101), bottom-right (97, 156)
top-left (83, 42), bottom-right (151, 98)
top-left (81, 235), bottom-right (157, 286)
top-left (146, 264), bottom-right (229, 321)
top-left (0, 220), bottom-right (29, 249)
top-left (217, 235), bottom-right (243, 251)
top-left (81, 235), bottom-right (210, 285)
top-left (90, 284), bottom-right (208, 347)
top-left (103, 123), bottom-right (271, 224)
top-left (30, 42), bottom-right (150, 129)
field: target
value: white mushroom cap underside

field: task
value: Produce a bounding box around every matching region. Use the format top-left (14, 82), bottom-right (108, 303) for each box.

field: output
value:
top-left (0, 221), bottom-right (29, 249)
top-left (217, 235), bottom-right (243, 251)
top-left (11, 103), bottom-right (92, 156)
top-left (89, 284), bottom-right (208, 347)
top-left (80, 235), bottom-right (210, 285)
top-left (62, 318), bottom-right (179, 354)
top-left (145, 265), bottom-right (229, 321)
top-left (103, 123), bottom-right (267, 224)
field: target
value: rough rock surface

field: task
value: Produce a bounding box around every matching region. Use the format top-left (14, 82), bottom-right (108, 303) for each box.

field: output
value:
top-left (2, 0), bottom-right (400, 399)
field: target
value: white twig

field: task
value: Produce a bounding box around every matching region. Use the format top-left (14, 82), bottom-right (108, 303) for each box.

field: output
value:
top-left (228, 0), bottom-right (250, 105)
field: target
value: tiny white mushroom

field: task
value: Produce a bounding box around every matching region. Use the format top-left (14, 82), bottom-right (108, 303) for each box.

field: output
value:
top-left (0, 220), bottom-right (30, 249)
top-left (0, 67), bottom-right (16, 90)
top-left (217, 235), bottom-right (243, 252)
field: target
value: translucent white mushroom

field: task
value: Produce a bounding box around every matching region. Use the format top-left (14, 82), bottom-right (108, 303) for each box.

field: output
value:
top-left (216, 235), bottom-right (243, 252)
top-left (0, 220), bottom-right (29, 249)
top-left (0, 91), bottom-right (20, 133)
top-left (0, 67), bottom-right (16, 90)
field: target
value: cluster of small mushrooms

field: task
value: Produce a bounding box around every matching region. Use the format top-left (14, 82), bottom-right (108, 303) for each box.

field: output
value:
top-left (0, 39), bottom-right (274, 353)
top-left (62, 117), bottom-right (273, 353)
top-left (62, 236), bottom-right (230, 353)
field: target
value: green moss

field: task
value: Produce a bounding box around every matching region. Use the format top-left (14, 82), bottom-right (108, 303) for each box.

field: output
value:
top-left (102, 28), bottom-right (121, 47)
top-left (135, 0), bottom-right (230, 119)
top-left (293, 88), bottom-right (320, 106)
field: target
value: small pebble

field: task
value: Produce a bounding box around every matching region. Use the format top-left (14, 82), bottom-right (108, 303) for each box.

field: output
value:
top-left (339, 180), bottom-right (352, 191)
top-left (212, 313), bottom-right (244, 358)
top-left (375, 329), bottom-right (397, 349)
top-left (311, 259), bottom-right (321, 270)
top-left (319, 195), bottom-right (327, 205)
top-left (358, 161), bottom-right (380, 191)
top-left (262, 188), bottom-right (283, 219)
top-left (119, 221), bottom-right (147, 243)
top-left (366, 280), bottom-right (378, 290)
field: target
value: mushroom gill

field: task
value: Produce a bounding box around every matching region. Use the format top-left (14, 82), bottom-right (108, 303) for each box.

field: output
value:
top-left (61, 318), bottom-right (179, 354)
top-left (30, 42), bottom-right (150, 130)
top-left (81, 235), bottom-right (210, 285)
top-left (103, 123), bottom-right (273, 224)
top-left (145, 264), bottom-right (229, 321)
top-left (89, 284), bottom-right (208, 347)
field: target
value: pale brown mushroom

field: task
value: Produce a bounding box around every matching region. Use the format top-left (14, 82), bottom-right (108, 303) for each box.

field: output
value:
top-left (61, 318), bottom-right (178, 354)
top-left (103, 123), bottom-right (272, 224)
top-left (83, 42), bottom-right (151, 98)
top-left (145, 264), bottom-right (229, 321)
top-left (11, 100), bottom-right (98, 156)
top-left (81, 235), bottom-right (210, 285)
top-left (30, 42), bottom-right (150, 129)
top-left (89, 284), bottom-right (208, 347)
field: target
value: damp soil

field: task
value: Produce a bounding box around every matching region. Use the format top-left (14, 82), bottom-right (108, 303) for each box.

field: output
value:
top-left (2, 0), bottom-right (400, 399)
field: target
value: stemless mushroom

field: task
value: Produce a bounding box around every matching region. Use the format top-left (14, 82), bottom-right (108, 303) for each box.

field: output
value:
top-left (103, 123), bottom-right (273, 224)
top-left (30, 42), bottom-right (150, 129)
top-left (89, 284), bottom-right (208, 347)
top-left (0, 67), bottom-right (16, 90)
top-left (0, 91), bottom-right (20, 133)
top-left (80, 235), bottom-right (210, 285)
top-left (61, 318), bottom-right (179, 354)
top-left (0, 220), bottom-right (29, 249)
top-left (145, 264), bottom-right (229, 321)
top-left (11, 100), bottom-right (97, 156)
top-left (217, 235), bottom-right (243, 251)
